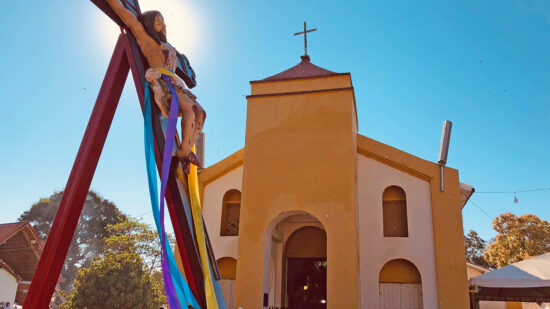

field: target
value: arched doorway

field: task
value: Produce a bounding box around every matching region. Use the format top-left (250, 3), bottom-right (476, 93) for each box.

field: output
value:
top-left (379, 259), bottom-right (423, 309)
top-left (261, 211), bottom-right (326, 309)
top-left (217, 257), bottom-right (237, 309)
top-left (284, 226), bottom-right (327, 309)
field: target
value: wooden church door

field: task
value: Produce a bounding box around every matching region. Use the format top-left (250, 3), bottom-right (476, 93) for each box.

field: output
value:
top-left (219, 279), bottom-right (235, 309)
top-left (379, 283), bottom-right (423, 309)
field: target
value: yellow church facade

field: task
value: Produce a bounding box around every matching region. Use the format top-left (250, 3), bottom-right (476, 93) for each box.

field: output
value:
top-left (199, 55), bottom-right (472, 309)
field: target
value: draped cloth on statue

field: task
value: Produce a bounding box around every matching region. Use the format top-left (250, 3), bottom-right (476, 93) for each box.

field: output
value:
top-left (144, 72), bottom-right (200, 308)
top-left (145, 70), bottom-right (226, 308)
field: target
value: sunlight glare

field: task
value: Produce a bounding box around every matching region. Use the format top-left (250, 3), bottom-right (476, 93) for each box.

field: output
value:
top-left (94, 0), bottom-right (202, 59)
top-left (95, 10), bottom-right (123, 56)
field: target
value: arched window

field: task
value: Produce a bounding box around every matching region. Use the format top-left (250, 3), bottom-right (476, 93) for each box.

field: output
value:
top-left (382, 186), bottom-right (408, 237)
top-left (220, 190), bottom-right (241, 236)
top-left (217, 257), bottom-right (237, 280)
top-left (379, 259), bottom-right (423, 308)
top-left (379, 259), bottom-right (421, 284)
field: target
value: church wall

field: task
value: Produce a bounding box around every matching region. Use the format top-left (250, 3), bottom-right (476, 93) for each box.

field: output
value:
top-left (357, 134), bottom-right (470, 308)
top-left (357, 155), bottom-right (439, 309)
top-left (202, 165), bottom-right (243, 260)
top-left (0, 268), bottom-right (17, 305)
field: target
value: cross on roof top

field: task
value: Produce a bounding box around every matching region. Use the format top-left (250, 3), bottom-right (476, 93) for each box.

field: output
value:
top-left (294, 21), bottom-right (317, 56)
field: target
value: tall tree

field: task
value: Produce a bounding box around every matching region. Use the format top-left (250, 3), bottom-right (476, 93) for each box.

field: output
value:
top-left (104, 218), bottom-right (164, 274)
top-left (485, 212), bottom-right (550, 268)
top-left (61, 251), bottom-right (164, 309)
top-left (63, 218), bottom-right (166, 308)
top-left (18, 190), bottom-right (126, 290)
top-left (464, 230), bottom-right (494, 269)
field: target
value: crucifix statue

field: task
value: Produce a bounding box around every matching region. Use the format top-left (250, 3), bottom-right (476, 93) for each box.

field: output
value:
top-left (294, 21), bottom-right (317, 56)
top-left (107, 0), bottom-right (204, 173)
top-left (24, 0), bottom-right (223, 307)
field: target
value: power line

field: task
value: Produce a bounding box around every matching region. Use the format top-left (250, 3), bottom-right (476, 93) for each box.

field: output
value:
top-left (468, 199), bottom-right (493, 219)
top-left (476, 187), bottom-right (550, 194)
top-left (134, 210), bottom-right (152, 218)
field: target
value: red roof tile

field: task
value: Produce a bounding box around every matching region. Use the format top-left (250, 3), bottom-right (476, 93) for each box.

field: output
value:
top-left (0, 222), bottom-right (27, 244)
top-left (261, 55), bottom-right (337, 82)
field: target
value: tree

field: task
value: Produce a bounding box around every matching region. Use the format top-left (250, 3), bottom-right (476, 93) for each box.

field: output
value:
top-left (484, 212), bottom-right (550, 268)
top-left (464, 230), bottom-right (494, 269)
top-left (63, 218), bottom-right (167, 308)
top-left (104, 218), bottom-right (164, 275)
top-left (61, 251), bottom-right (164, 309)
top-left (18, 190), bottom-right (127, 290)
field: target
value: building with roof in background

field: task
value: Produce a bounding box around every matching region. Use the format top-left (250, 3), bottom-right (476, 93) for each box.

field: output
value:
top-left (0, 222), bottom-right (64, 307)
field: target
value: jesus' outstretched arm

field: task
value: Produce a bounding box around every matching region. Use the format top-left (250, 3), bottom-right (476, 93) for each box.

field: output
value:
top-left (106, 0), bottom-right (158, 52)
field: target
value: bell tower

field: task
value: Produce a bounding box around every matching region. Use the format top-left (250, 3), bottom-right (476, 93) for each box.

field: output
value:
top-left (234, 54), bottom-right (360, 308)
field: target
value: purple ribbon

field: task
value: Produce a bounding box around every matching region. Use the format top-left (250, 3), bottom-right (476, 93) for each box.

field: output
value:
top-left (158, 75), bottom-right (183, 309)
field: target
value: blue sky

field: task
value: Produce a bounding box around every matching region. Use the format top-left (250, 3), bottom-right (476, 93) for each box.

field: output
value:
top-left (1, 0), bottom-right (549, 241)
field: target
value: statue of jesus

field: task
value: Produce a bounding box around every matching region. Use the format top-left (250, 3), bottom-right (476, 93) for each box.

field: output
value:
top-left (107, 0), bottom-right (204, 173)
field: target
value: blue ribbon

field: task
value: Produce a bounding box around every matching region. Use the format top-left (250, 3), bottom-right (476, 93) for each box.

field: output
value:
top-left (210, 257), bottom-right (227, 308)
top-left (144, 80), bottom-right (200, 309)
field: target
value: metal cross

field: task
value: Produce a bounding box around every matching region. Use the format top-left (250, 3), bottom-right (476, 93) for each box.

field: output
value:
top-left (294, 21), bottom-right (317, 56)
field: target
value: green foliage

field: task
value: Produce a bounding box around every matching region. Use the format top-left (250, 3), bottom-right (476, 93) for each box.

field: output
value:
top-left (18, 190), bottom-right (127, 290)
top-left (104, 218), bottom-right (161, 271)
top-left (62, 251), bottom-right (164, 309)
top-left (484, 212), bottom-right (550, 268)
top-left (104, 218), bottom-right (172, 290)
top-left (464, 230), bottom-right (495, 269)
top-left (63, 218), bottom-right (167, 308)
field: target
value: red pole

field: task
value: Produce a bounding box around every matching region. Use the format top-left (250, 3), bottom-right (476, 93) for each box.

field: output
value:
top-left (24, 34), bottom-right (129, 308)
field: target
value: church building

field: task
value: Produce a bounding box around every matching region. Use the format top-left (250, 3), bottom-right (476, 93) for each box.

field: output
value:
top-left (199, 54), bottom-right (474, 309)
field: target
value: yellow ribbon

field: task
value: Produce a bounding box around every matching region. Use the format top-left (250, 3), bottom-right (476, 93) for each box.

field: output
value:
top-left (154, 67), bottom-right (177, 77)
top-left (175, 146), bottom-right (219, 309)
top-left (153, 68), bottom-right (215, 306)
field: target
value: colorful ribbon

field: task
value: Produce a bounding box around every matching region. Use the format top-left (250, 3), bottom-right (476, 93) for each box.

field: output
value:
top-left (174, 169), bottom-right (227, 309)
top-left (184, 148), bottom-right (226, 309)
top-left (144, 77), bottom-right (200, 309)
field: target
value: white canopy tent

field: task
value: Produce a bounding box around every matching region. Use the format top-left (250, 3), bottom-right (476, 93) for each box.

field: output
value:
top-left (471, 252), bottom-right (550, 288)
top-left (469, 252), bottom-right (550, 309)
